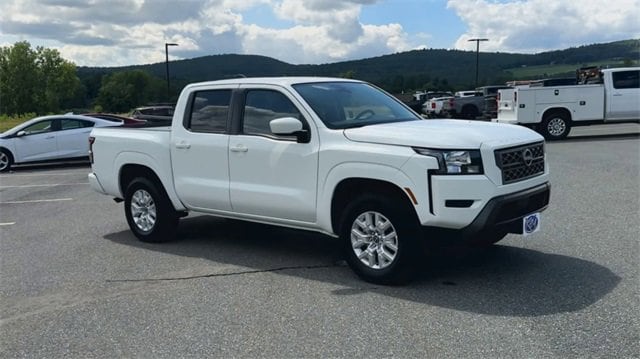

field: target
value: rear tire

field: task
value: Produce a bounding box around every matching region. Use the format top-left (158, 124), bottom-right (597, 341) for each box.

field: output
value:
top-left (0, 149), bottom-right (13, 172)
top-left (124, 177), bottom-right (178, 243)
top-left (461, 105), bottom-right (479, 120)
top-left (340, 194), bottom-right (422, 285)
top-left (541, 111), bottom-right (571, 140)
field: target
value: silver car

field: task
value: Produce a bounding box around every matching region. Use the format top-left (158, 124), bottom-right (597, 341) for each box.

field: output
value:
top-left (0, 114), bottom-right (123, 172)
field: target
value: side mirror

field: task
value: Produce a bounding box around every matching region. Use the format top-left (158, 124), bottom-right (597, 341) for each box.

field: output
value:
top-left (16, 130), bottom-right (26, 137)
top-left (269, 117), bottom-right (310, 143)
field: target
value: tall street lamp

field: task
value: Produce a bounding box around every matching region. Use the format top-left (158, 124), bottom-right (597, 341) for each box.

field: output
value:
top-left (468, 38), bottom-right (488, 88)
top-left (165, 42), bottom-right (178, 100)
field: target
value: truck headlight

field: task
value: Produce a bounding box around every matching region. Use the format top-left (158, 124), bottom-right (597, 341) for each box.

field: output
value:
top-left (413, 148), bottom-right (483, 174)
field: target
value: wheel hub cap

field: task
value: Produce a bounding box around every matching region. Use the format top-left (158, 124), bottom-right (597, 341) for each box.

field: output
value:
top-left (350, 211), bottom-right (399, 270)
top-left (130, 189), bottom-right (156, 232)
top-left (0, 153), bottom-right (8, 170)
top-left (548, 118), bottom-right (566, 136)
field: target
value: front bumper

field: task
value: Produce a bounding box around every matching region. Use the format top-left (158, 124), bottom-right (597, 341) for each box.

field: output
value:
top-left (423, 182), bottom-right (550, 242)
top-left (458, 182), bottom-right (550, 236)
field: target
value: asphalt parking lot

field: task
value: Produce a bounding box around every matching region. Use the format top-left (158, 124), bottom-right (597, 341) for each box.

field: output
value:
top-left (1, 124), bottom-right (638, 358)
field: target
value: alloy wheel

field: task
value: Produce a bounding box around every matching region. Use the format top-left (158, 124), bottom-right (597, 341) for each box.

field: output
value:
top-left (130, 189), bottom-right (157, 232)
top-left (350, 211), bottom-right (399, 270)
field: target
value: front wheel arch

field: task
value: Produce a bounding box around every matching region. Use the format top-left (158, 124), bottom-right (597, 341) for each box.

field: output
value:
top-left (330, 178), bottom-right (417, 236)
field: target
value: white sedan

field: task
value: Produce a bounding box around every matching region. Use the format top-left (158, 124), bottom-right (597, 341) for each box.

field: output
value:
top-left (0, 114), bottom-right (123, 172)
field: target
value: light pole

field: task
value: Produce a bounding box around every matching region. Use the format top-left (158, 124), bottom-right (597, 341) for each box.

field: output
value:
top-left (165, 42), bottom-right (178, 100)
top-left (468, 38), bottom-right (488, 88)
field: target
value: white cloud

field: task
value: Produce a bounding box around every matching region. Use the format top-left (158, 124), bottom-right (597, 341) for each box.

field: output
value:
top-left (448, 0), bottom-right (640, 53)
top-left (0, 0), bottom-right (409, 66)
top-left (2, 0), bottom-right (636, 67)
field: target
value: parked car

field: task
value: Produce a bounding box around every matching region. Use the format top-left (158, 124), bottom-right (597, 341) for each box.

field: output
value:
top-left (131, 106), bottom-right (175, 124)
top-left (0, 114), bottom-right (123, 172)
top-left (83, 113), bottom-right (146, 126)
top-left (404, 91), bottom-right (453, 113)
top-left (482, 85), bottom-right (513, 120)
top-left (497, 67), bottom-right (640, 139)
top-left (422, 96), bottom-right (453, 117)
top-left (454, 90), bottom-right (477, 97)
top-left (447, 86), bottom-right (511, 120)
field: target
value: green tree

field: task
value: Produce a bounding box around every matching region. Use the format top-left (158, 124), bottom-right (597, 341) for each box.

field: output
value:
top-left (0, 41), bottom-right (80, 115)
top-left (338, 70), bottom-right (356, 79)
top-left (96, 70), bottom-right (165, 113)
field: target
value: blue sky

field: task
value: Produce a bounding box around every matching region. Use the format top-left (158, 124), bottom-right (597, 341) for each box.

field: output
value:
top-left (0, 0), bottom-right (638, 67)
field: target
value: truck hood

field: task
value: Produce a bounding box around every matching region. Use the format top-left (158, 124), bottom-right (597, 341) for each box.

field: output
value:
top-left (343, 119), bottom-right (543, 149)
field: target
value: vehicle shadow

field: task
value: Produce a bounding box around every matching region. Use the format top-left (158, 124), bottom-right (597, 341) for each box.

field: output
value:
top-left (103, 215), bottom-right (620, 318)
top-left (8, 161), bottom-right (90, 172)
top-left (562, 132), bottom-right (639, 142)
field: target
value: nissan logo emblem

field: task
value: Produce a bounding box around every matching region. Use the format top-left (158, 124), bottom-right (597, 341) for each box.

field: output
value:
top-left (522, 149), bottom-right (534, 167)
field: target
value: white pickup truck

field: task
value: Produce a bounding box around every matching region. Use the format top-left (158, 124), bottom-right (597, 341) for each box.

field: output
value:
top-left (496, 67), bottom-right (640, 139)
top-left (88, 77), bottom-right (550, 284)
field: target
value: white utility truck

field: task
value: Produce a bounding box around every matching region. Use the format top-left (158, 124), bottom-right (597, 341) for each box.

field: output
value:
top-left (88, 77), bottom-right (550, 284)
top-left (496, 67), bottom-right (639, 139)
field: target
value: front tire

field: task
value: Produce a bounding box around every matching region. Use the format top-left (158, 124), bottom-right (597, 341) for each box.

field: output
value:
top-left (0, 149), bottom-right (13, 172)
top-left (340, 194), bottom-right (422, 284)
top-left (541, 112), bottom-right (571, 140)
top-left (124, 177), bottom-right (178, 242)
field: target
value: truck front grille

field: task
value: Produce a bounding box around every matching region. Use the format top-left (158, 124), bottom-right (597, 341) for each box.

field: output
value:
top-left (495, 142), bottom-right (545, 184)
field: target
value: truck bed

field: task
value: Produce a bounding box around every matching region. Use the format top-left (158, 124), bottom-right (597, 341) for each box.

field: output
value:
top-left (89, 126), bottom-right (182, 208)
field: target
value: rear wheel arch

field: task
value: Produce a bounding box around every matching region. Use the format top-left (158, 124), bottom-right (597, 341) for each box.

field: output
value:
top-left (119, 164), bottom-right (166, 200)
top-left (540, 108), bottom-right (572, 140)
top-left (541, 107), bottom-right (572, 124)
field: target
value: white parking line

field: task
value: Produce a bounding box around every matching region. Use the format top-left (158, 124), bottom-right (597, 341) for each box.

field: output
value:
top-left (0, 183), bottom-right (88, 189)
top-left (0, 222), bottom-right (16, 226)
top-left (0, 171), bottom-right (88, 178)
top-left (0, 198), bottom-right (73, 204)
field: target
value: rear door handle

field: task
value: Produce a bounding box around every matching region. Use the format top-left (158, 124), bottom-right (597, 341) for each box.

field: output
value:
top-left (230, 145), bottom-right (248, 153)
top-left (45, 136), bottom-right (55, 139)
top-left (175, 142), bottom-right (191, 149)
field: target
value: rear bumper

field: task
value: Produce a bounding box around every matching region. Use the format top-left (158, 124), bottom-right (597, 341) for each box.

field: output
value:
top-left (88, 172), bottom-right (107, 194)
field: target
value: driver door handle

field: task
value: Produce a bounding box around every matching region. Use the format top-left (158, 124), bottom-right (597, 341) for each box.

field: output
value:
top-left (175, 141), bottom-right (191, 149)
top-left (230, 145), bottom-right (248, 153)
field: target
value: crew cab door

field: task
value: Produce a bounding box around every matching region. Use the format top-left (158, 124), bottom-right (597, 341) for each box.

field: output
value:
top-left (170, 87), bottom-right (234, 211)
top-left (607, 69), bottom-right (640, 121)
top-left (228, 86), bottom-right (319, 222)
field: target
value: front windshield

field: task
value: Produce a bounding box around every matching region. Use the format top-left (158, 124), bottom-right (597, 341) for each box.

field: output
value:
top-left (292, 82), bottom-right (421, 129)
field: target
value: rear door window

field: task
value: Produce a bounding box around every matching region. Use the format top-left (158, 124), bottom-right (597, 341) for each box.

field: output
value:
top-left (186, 90), bottom-right (232, 133)
top-left (612, 70), bottom-right (640, 89)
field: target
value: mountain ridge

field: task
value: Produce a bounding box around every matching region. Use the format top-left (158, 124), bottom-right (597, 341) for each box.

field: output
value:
top-left (78, 39), bottom-right (639, 92)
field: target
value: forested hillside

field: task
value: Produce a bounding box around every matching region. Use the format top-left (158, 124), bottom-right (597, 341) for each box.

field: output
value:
top-left (78, 39), bottom-right (639, 96)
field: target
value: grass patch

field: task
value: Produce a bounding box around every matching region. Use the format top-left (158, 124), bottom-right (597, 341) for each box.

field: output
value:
top-left (0, 113), bottom-right (36, 132)
top-left (505, 60), bottom-right (638, 79)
